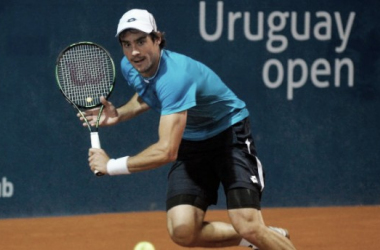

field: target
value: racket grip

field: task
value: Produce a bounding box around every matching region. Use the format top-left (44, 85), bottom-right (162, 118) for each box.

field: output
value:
top-left (91, 132), bottom-right (101, 149)
top-left (90, 132), bottom-right (104, 176)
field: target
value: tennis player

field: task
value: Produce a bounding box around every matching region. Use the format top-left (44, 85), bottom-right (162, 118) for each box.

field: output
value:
top-left (84, 9), bottom-right (296, 250)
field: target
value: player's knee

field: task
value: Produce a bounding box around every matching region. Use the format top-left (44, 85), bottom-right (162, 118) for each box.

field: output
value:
top-left (169, 224), bottom-right (198, 247)
top-left (229, 212), bottom-right (263, 241)
top-left (235, 221), bottom-right (264, 243)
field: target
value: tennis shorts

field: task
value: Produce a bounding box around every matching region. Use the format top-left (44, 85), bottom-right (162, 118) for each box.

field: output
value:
top-left (166, 117), bottom-right (265, 211)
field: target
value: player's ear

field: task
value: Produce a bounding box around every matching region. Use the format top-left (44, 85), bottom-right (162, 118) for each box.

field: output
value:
top-left (154, 31), bottom-right (162, 45)
top-left (156, 34), bottom-right (162, 45)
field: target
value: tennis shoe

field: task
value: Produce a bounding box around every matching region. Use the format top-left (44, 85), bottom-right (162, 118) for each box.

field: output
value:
top-left (269, 226), bottom-right (290, 239)
top-left (248, 245), bottom-right (258, 250)
top-left (244, 227), bottom-right (290, 249)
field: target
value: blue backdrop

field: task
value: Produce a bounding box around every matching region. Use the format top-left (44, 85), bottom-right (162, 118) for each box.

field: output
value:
top-left (1, 0), bottom-right (379, 218)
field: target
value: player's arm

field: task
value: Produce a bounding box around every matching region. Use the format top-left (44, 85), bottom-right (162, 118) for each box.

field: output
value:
top-left (90, 110), bottom-right (187, 175)
top-left (116, 92), bottom-right (150, 122)
top-left (126, 110), bottom-right (187, 172)
top-left (79, 93), bottom-right (149, 127)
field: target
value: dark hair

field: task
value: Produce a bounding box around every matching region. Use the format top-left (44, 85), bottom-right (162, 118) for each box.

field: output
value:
top-left (119, 29), bottom-right (166, 49)
top-left (150, 31), bottom-right (166, 49)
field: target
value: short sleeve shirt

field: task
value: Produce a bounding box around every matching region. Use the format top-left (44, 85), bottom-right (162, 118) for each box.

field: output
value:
top-left (121, 50), bottom-right (249, 141)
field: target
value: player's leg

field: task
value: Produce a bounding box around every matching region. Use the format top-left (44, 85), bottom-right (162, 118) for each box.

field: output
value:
top-left (165, 153), bottom-right (243, 247)
top-left (220, 118), bottom-right (296, 249)
top-left (166, 201), bottom-right (242, 247)
top-left (166, 201), bottom-right (291, 248)
top-left (165, 135), bottom-right (238, 247)
top-left (229, 206), bottom-right (296, 249)
top-left (166, 119), bottom-right (294, 248)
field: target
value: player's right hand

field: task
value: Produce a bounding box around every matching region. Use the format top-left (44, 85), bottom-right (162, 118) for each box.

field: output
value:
top-left (88, 148), bottom-right (110, 174)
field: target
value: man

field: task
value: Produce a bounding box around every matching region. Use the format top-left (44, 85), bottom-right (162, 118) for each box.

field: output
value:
top-left (83, 9), bottom-right (296, 250)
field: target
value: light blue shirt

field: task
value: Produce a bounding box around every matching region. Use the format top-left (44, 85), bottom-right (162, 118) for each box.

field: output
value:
top-left (121, 50), bottom-right (249, 141)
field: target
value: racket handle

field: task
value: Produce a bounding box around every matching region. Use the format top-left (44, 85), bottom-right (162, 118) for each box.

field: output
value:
top-left (90, 132), bottom-right (105, 176)
top-left (91, 132), bottom-right (101, 149)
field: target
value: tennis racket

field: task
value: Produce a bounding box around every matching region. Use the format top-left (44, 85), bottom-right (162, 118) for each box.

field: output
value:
top-left (55, 41), bottom-right (115, 176)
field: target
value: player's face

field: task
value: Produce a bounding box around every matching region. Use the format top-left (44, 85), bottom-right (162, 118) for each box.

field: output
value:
top-left (120, 30), bottom-right (161, 78)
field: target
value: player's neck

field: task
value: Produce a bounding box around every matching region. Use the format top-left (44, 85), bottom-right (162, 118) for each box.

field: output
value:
top-left (141, 50), bottom-right (163, 83)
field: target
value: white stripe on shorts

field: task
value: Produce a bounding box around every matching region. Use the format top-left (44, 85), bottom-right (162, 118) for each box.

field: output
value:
top-left (255, 156), bottom-right (265, 191)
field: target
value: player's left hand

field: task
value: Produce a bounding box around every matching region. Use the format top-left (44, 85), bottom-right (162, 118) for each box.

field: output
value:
top-left (88, 148), bottom-right (110, 174)
top-left (78, 96), bottom-right (119, 127)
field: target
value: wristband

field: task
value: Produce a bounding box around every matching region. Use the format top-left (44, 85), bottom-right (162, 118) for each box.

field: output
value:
top-left (107, 156), bottom-right (130, 175)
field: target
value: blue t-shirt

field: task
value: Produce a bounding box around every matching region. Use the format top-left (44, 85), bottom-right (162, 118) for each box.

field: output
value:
top-left (121, 50), bottom-right (249, 141)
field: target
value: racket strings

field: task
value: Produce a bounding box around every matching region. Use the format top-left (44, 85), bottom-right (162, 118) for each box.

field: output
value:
top-left (57, 44), bottom-right (114, 108)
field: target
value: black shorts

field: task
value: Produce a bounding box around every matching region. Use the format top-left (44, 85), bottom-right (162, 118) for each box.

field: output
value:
top-left (166, 117), bottom-right (265, 211)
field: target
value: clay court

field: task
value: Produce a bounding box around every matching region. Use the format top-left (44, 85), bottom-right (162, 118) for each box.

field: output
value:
top-left (1, 205), bottom-right (379, 250)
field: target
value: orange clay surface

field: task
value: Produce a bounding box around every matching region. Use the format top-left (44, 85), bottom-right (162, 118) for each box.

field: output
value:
top-left (1, 206), bottom-right (379, 250)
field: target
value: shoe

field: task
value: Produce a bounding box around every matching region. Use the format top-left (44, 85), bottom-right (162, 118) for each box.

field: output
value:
top-left (240, 238), bottom-right (258, 249)
top-left (248, 244), bottom-right (258, 250)
top-left (244, 227), bottom-right (290, 249)
top-left (268, 226), bottom-right (290, 239)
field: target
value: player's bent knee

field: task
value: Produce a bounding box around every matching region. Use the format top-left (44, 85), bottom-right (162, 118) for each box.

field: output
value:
top-left (229, 210), bottom-right (264, 241)
top-left (169, 224), bottom-right (198, 247)
top-left (234, 220), bottom-right (268, 245)
top-left (236, 222), bottom-right (263, 240)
